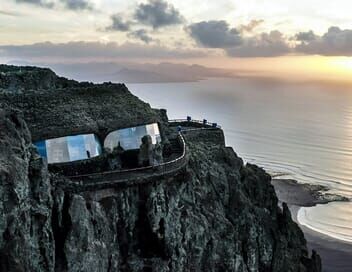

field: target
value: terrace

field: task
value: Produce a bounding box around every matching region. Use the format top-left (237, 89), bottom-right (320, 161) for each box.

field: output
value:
top-left (35, 118), bottom-right (222, 192)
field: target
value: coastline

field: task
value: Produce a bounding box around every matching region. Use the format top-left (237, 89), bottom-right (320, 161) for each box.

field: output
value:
top-left (272, 179), bottom-right (352, 272)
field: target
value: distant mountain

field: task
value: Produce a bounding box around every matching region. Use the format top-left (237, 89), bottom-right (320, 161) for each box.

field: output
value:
top-left (6, 60), bottom-right (236, 83)
top-left (113, 68), bottom-right (186, 83)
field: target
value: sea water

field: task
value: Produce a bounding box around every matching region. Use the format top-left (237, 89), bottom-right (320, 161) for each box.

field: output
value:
top-left (129, 77), bottom-right (352, 243)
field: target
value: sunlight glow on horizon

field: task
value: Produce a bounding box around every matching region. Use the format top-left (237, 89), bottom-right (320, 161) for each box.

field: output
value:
top-left (184, 55), bottom-right (352, 85)
top-left (3, 54), bottom-right (352, 85)
top-left (329, 57), bottom-right (352, 72)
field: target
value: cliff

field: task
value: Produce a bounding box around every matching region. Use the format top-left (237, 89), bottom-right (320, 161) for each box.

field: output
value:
top-left (0, 66), bottom-right (161, 141)
top-left (0, 64), bottom-right (80, 91)
top-left (0, 65), bottom-right (321, 272)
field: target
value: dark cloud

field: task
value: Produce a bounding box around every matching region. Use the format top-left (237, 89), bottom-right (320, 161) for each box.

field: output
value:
top-left (187, 21), bottom-right (290, 58)
top-left (134, 0), bottom-right (183, 29)
top-left (238, 19), bottom-right (264, 33)
top-left (105, 14), bottom-right (132, 32)
top-left (128, 29), bottom-right (153, 44)
top-left (0, 41), bottom-right (207, 60)
top-left (15, 0), bottom-right (54, 8)
top-left (295, 27), bottom-right (352, 56)
top-left (295, 30), bottom-right (317, 42)
top-left (187, 20), bottom-right (242, 48)
top-left (61, 0), bottom-right (92, 10)
top-left (187, 20), bottom-right (352, 58)
top-left (14, 0), bottom-right (92, 10)
top-left (226, 31), bottom-right (291, 57)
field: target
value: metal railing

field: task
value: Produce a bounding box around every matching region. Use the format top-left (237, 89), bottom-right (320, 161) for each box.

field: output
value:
top-left (168, 119), bottom-right (221, 129)
top-left (68, 131), bottom-right (187, 183)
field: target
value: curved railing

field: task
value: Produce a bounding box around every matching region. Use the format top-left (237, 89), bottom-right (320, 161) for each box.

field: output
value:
top-left (169, 119), bottom-right (221, 128)
top-left (68, 131), bottom-right (187, 183)
top-left (65, 120), bottom-right (221, 190)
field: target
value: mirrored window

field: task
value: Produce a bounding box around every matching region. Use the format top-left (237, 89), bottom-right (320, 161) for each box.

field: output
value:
top-left (34, 134), bottom-right (102, 164)
top-left (104, 123), bottom-right (161, 151)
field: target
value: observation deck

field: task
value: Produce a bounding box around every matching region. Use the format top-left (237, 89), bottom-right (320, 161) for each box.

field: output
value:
top-left (58, 120), bottom-right (222, 192)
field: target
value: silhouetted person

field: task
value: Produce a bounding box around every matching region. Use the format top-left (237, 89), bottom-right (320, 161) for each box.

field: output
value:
top-left (153, 142), bottom-right (163, 165)
top-left (86, 150), bottom-right (91, 159)
top-left (108, 141), bottom-right (124, 170)
top-left (116, 141), bottom-right (124, 153)
top-left (139, 135), bottom-right (153, 166)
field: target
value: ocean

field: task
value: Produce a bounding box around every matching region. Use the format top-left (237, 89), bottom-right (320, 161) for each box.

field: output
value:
top-left (128, 77), bottom-right (352, 243)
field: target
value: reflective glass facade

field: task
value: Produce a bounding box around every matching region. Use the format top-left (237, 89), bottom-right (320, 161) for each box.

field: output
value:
top-left (34, 134), bottom-right (102, 164)
top-left (104, 123), bottom-right (161, 151)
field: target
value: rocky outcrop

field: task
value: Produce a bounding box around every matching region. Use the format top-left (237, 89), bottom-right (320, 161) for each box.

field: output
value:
top-left (0, 66), bottom-right (161, 142)
top-left (272, 179), bottom-right (349, 207)
top-left (0, 64), bottom-right (80, 92)
top-left (0, 109), bottom-right (53, 272)
top-left (0, 65), bottom-right (321, 271)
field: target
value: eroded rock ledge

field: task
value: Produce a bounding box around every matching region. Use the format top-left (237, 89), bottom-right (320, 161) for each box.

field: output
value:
top-left (272, 179), bottom-right (349, 207)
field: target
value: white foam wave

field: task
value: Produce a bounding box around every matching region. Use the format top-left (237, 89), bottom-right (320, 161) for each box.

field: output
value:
top-left (297, 203), bottom-right (352, 243)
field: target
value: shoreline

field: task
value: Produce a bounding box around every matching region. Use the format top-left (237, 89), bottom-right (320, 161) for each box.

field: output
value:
top-left (272, 179), bottom-right (352, 272)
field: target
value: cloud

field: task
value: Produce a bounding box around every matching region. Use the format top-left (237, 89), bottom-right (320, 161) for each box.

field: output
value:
top-left (187, 21), bottom-right (352, 57)
top-left (227, 30), bottom-right (291, 57)
top-left (134, 0), bottom-right (183, 29)
top-left (187, 20), bottom-right (242, 48)
top-left (103, 0), bottom-right (183, 32)
top-left (238, 19), bottom-right (264, 33)
top-left (128, 29), bottom-right (153, 44)
top-left (295, 27), bottom-right (352, 56)
top-left (61, 0), bottom-right (92, 11)
top-left (187, 20), bottom-right (291, 57)
top-left (0, 41), bottom-right (207, 60)
top-left (14, 0), bottom-right (92, 10)
top-left (0, 10), bottom-right (21, 16)
top-left (295, 30), bottom-right (317, 42)
top-left (15, 0), bottom-right (54, 8)
top-left (105, 14), bottom-right (132, 32)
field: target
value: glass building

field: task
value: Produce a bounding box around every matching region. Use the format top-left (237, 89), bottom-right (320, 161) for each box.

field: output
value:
top-left (104, 123), bottom-right (161, 151)
top-left (34, 134), bottom-right (102, 164)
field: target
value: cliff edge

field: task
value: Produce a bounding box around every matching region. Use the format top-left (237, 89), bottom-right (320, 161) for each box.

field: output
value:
top-left (0, 65), bottom-right (321, 272)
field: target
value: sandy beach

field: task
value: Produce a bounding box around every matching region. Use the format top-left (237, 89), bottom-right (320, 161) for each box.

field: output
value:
top-left (272, 179), bottom-right (352, 272)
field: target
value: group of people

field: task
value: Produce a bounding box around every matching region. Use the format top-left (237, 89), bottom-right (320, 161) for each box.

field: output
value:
top-left (138, 135), bottom-right (163, 167)
top-left (106, 135), bottom-right (163, 170)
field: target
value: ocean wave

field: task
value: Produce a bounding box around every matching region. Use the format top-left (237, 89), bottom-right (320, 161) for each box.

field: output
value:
top-left (297, 203), bottom-right (352, 244)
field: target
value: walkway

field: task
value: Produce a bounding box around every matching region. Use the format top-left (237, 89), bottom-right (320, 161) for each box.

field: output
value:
top-left (63, 120), bottom-right (221, 192)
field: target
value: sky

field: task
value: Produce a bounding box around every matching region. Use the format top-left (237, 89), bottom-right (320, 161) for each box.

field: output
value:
top-left (2, 0), bottom-right (352, 82)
